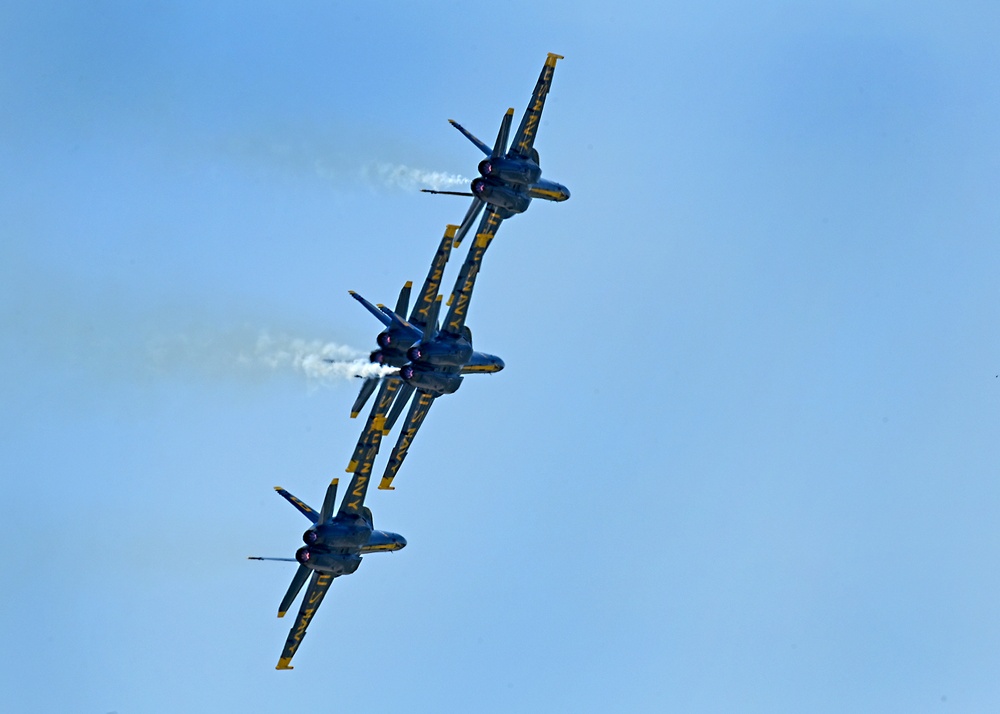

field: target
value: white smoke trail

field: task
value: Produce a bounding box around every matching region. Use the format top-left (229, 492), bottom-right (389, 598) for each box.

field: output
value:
top-left (144, 327), bottom-right (396, 385)
top-left (248, 332), bottom-right (397, 382)
top-left (361, 162), bottom-right (470, 191)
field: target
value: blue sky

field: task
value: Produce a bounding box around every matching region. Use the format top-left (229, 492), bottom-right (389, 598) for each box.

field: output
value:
top-left (2, 2), bottom-right (1000, 712)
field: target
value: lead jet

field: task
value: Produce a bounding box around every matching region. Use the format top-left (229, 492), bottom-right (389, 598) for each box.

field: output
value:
top-left (377, 223), bottom-right (503, 491)
top-left (424, 52), bottom-right (570, 247)
top-left (250, 381), bottom-right (406, 670)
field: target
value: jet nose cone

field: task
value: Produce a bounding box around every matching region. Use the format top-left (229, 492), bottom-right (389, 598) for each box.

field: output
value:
top-left (560, 186), bottom-right (571, 201)
top-left (396, 535), bottom-right (407, 549)
top-left (493, 355), bottom-right (505, 372)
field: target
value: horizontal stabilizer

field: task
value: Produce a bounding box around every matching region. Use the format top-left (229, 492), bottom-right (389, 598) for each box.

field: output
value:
top-left (277, 562), bottom-right (311, 618)
top-left (384, 382), bottom-right (415, 434)
top-left (274, 487), bottom-right (319, 524)
top-left (349, 291), bottom-right (393, 327)
top-left (378, 305), bottom-right (415, 331)
top-left (454, 197), bottom-right (485, 248)
top-left (350, 375), bottom-right (380, 418)
top-left (449, 119), bottom-right (491, 156)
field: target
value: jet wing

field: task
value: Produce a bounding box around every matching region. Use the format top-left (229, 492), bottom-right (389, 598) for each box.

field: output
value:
top-left (409, 225), bottom-right (457, 328)
top-left (275, 571), bottom-right (336, 670)
top-left (441, 208), bottom-right (502, 337)
top-left (379, 390), bottom-right (436, 490)
top-left (509, 53), bottom-right (563, 159)
top-left (339, 381), bottom-right (395, 515)
top-left (345, 376), bottom-right (401, 473)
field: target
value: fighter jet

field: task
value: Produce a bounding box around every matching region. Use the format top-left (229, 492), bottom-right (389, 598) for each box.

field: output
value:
top-left (377, 223), bottom-right (504, 491)
top-left (250, 381), bottom-right (406, 670)
top-left (424, 52), bottom-right (570, 247)
top-left (347, 224), bottom-right (504, 469)
top-left (345, 224), bottom-right (457, 422)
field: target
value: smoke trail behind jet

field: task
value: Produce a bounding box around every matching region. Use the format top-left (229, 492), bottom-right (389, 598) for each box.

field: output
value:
top-left (248, 332), bottom-right (396, 382)
top-left (359, 162), bottom-right (470, 191)
top-left (146, 328), bottom-right (396, 385)
top-left (217, 123), bottom-right (470, 193)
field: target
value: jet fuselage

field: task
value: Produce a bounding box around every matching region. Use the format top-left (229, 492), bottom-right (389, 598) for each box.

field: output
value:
top-left (296, 515), bottom-right (406, 576)
top-left (471, 158), bottom-right (569, 217)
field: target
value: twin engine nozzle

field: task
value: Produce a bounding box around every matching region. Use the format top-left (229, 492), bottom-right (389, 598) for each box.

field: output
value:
top-left (477, 157), bottom-right (541, 185)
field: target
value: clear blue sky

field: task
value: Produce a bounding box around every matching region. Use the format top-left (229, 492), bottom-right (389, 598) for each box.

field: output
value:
top-left (2, 2), bottom-right (999, 712)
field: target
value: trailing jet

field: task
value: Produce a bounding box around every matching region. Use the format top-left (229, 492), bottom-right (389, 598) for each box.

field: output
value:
top-left (423, 52), bottom-right (570, 247)
top-left (377, 222), bottom-right (504, 491)
top-left (250, 381), bottom-right (406, 670)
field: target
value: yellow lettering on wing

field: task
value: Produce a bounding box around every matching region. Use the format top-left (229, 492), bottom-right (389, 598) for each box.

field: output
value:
top-left (353, 474), bottom-right (368, 496)
top-left (446, 246), bottom-right (488, 332)
top-left (294, 607), bottom-right (315, 642)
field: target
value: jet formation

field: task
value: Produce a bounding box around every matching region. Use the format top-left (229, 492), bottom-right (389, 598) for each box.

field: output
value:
top-left (249, 53), bottom-right (569, 669)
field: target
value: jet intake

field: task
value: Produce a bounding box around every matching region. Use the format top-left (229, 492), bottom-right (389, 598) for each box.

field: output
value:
top-left (478, 157), bottom-right (542, 186)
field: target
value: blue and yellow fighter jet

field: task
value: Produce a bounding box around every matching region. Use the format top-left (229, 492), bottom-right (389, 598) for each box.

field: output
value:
top-left (423, 53), bottom-right (570, 247)
top-left (345, 224), bottom-right (458, 423)
top-left (345, 224), bottom-right (504, 482)
top-left (377, 217), bottom-right (504, 491)
top-left (250, 382), bottom-right (406, 670)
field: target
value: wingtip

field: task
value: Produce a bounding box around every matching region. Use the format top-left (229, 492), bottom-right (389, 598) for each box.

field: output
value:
top-left (273, 486), bottom-right (283, 492)
top-left (404, 280), bottom-right (413, 288)
top-left (350, 411), bottom-right (360, 419)
top-left (378, 478), bottom-right (395, 491)
top-left (277, 610), bottom-right (287, 619)
top-left (506, 107), bottom-right (514, 116)
top-left (348, 289), bottom-right (357, 295)
top-left (276, 658), bottom-right (294, 670)
top-left (330, 477), bottom-right (339, 486)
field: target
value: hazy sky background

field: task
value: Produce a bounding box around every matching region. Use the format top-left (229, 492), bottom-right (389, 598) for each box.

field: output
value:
top-left (2, 2), bottom-right (999, 712)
